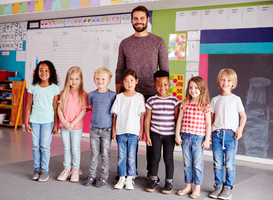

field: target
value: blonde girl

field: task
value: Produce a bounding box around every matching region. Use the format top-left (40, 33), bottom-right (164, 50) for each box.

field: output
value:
top-left (175, 76), bottom-right (211, 199)
top-left (111, 69), bottom-right (146, 190)
top-left (25, 60), bottom-right (60, 182)
top-left (57, 66), bottom-right (89, 182)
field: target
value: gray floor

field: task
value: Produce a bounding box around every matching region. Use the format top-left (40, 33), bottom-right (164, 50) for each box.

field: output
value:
top-left (1, 126), bottom-right (273, 200)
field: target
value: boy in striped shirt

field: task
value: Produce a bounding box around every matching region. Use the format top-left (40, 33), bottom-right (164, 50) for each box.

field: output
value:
top-left (145, 70), bottom-right (180, 194)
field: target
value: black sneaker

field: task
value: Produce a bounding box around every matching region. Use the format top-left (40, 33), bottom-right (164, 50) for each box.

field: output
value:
top-left (146, 179), bottom-right (159, 192)
top-left (162, 182), bottom-right (173, 194)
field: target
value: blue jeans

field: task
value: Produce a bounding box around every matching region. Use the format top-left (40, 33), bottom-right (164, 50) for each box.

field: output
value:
top-left (212, 129), bottom-right (238, 188)
top-left (60, 127), bottom-right (82, 169)
top-left (31, 122), bottom-right (53, 172)
top-left (89, 126), bottom-right (112, 180)
top-left (116, 133), bottom-right (138, 177)
top-left (182, 133), bottom-right (205, 185)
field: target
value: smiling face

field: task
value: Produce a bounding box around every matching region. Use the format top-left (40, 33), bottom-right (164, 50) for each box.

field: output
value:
top-left (219, 73), bottom-right (233, 94)
top-left (122, 75), bottom-right (138, 92)
top-left (189, 80), bottom-right (201, 100)
top-left (132, 11), bottom-right (149, 33)
top-left (38, 63), bottom-right (50, 82)
top-left (94, 72), bottom-right (111, 90)
top-left (69, 72), bottom-right (82, 90)
top-left (154, 77), bottom-right (170, 98)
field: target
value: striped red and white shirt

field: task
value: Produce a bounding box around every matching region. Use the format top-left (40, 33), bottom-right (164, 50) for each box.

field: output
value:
top-left (180, 101), bottom-right (210, 136)
top-left (146, 95), bottom-right (180, 135)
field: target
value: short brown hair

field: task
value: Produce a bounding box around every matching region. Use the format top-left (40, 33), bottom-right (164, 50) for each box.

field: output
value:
top-left (131, 5), bottom-right (149, 19)
top-left (217, 68), bottom-right (238, 90)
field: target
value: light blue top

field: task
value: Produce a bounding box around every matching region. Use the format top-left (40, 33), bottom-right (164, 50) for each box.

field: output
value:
top-left (89, 89), bottom-right (116, 128)
top-left (28, 83), bottom-right (60, 123)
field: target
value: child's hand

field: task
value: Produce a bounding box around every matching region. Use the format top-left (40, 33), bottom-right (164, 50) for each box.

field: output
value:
top-left (175, 136), bottom-right (182, 146)
top-left (146, 137), bottom-right (152, 146)
top-left (112, 131), bottom-right (116, 141)
top-left (25, 124), bottom-right (32, 133)
top-left (234, 129), bottom-right (243, 140)
top-left (63, 121), bottom-right (72, 131)
top-left (138, 132), bottom-right (144, 141)
top-left (51, 126), bottom-right (58, 135)
top-left (202, 140), bottom-right (210, 149)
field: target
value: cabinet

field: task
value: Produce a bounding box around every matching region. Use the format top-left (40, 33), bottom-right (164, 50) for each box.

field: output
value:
top-left (0, 81), bottom-right (24, 127)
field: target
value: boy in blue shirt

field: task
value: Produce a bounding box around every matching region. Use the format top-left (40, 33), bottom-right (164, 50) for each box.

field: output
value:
top-left (83, 67), bottom-right (116, 188)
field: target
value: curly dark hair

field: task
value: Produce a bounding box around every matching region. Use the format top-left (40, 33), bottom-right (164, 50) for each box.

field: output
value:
top-left (32, 60), bottom-right (59, 85)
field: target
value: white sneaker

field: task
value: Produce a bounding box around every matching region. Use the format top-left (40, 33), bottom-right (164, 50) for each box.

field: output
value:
top-left (114, 178), bottom-right (126, 189)
top-left (125, 178), bottom-right (135, 190)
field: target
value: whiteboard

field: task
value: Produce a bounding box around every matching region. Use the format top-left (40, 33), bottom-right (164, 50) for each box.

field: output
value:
top-left (25, 24), bottom-right (135, 92)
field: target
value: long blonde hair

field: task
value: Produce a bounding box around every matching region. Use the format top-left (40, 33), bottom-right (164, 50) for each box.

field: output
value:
top-left (183, 76), bottom-right (210, 112)
top-left (60, 66), bottom-right (84, 111)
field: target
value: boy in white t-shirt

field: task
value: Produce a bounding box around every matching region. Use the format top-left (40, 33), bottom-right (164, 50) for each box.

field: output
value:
top-left (209, 68), bottom-right (247, 200)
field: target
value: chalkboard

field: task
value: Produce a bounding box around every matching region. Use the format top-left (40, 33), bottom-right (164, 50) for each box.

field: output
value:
top-left (25, 24), bottom-right (135, 92)
top-left (208, 54), bottom-right (273, 159)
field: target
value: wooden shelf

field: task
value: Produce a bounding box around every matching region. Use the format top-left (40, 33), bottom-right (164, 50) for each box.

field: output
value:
top-left (0, 81), bottom-right (24, 127)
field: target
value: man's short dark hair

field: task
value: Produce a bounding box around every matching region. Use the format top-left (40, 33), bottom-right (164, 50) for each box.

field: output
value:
top-left (131, 5), bottom-right (149, 19)
top-left (154, 70), bottom-right (169, 81)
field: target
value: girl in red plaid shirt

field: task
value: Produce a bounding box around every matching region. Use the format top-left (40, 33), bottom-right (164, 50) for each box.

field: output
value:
top-left (175, 76), bottom-right (211, 199)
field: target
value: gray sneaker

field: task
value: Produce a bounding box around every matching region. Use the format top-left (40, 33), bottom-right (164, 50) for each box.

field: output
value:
top-left (209, 185), bottom-right (223, 198)
top-left (32, 168), bottom-right (40, 180)
top-left (38, 169), bottom-right (49, 182)
top-left (218, 185), bottom-right (232, 200)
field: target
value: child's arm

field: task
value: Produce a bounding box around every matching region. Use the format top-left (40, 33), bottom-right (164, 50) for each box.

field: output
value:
top-left (25, 93), bottom-right (33, 133)
top-left (70, 108), bottom-right (87, 128)
top-left (234, 110), bottom-right (247, 140)
top-left (174, 106), bottom-right (179, 123)
top-left (145, 108), bottom-right (152, 146)
top-left (202, 111), bottom-right (212, 149)
top-left (57, 104), bottom-right (72, 131)
top-left (175, 107), bottom-right (184, 146)
top-left (52, 94), bottom-right (59, 135)
top-left (211, 113), bottom-right (215, 125)
top-left (112, 115), bottom-right (117, 141)
top-left (138, 113), bottom-right (145, 141)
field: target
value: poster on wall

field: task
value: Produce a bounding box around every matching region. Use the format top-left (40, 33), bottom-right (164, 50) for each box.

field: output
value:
top-left (168, 74), bottom-right (184, 101)
top-left (168, 33), bottom-right (186, 60)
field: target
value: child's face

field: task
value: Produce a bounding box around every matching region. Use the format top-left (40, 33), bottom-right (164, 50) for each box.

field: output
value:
top-left (189, 81), bottom-right (200, 99)
top-left (122, 75), bottom-right (138, 92)
top-left (70, 72), bottom-right (81, 90)
top-left (219, 73), bottom-right (233, 92)
top-left (94, 72), bottom-right (111, 90)
top-left (154, 77), bottom-right (170, 97)
top-left (38, 64), bottom-right (50, 82)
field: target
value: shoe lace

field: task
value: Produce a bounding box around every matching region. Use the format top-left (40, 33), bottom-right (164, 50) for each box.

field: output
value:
top-left (60, 168), bottom-right (70, 175)
top-left (69, 169), bottom-right (83, 177)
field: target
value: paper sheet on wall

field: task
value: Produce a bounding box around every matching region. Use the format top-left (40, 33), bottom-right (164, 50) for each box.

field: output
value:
top-left (186, 41), bottom-right (200, 62)
top-left (188, 10), bottom-right (201, 30)
top-left (213, 8), bottom-right (228, 29)
top-left (257, 5), bottom-right (273, 27)
top-left (228, 7), bottom-right (243, 29)
top-left (200, 9), bottom-right (214, 30)
top-left (16, 50), bottom-right (26, 61)
top-left (185, 71), bottom-right (199, 90)
top-left (175, 11), bottom-right (189, 31)
top-left (242, 6), bottom-right (258, 28)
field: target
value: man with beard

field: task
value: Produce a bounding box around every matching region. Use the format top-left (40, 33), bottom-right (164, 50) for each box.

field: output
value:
top-left (115, 5), bottom-right (169, 183)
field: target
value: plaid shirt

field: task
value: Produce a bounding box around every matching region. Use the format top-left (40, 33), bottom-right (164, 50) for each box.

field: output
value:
top-left (180, 101), bottom-right (210, 136)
